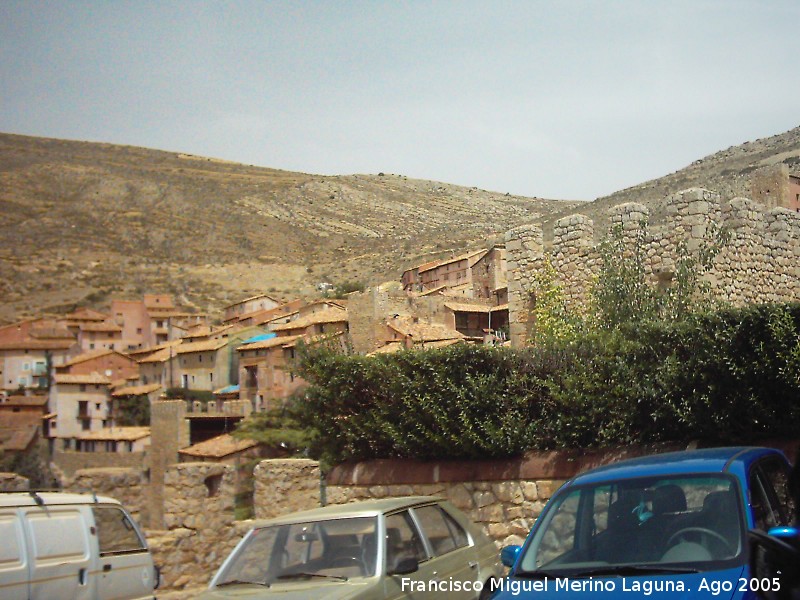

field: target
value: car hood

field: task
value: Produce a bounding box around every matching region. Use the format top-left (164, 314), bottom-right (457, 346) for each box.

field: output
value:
top-left (493, 566), bottom-right (746, 600)
top-left (196, 579), bottom-right (375, 599)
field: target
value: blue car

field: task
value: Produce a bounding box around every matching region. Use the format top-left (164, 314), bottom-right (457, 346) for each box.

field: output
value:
top-left (494, 447), bottom-right (796, 599)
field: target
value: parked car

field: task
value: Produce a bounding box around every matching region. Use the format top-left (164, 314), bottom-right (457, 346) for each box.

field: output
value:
top-left (198, 496), bottom-right (503, 599)
top-left (0, 491), bottom-right (159, 600)
top-left (493, 447), bottom-right (795, 599)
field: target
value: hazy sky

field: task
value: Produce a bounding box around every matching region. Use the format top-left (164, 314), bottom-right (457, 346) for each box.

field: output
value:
top-left (2, 1), bottom-right (799, 200)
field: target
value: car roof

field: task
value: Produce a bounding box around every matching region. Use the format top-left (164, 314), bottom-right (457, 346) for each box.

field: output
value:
top-left (0, 491), bottom-right (120, 507)
top-left (248, 496), bottom-right (444, 528)
top-left (569, 446), bottom-right (785, 487)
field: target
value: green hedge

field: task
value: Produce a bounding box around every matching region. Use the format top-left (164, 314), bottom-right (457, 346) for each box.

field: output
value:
top-left (288, 303), bottom-right (800, 464)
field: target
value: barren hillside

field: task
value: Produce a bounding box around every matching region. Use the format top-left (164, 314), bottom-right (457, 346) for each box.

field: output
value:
top-left (540, 125), bottom-right (800, 241)
top-left (0, 133), bottom-right (579, 323)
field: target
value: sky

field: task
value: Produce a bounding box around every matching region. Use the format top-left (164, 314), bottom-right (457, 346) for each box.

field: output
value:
top-left (1, 1), bottom-right (799, 201)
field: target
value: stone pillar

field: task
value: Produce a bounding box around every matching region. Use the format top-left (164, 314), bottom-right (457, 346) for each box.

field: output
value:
top-left (148, 399), bottom-right (189, 528)
top-left (505, 224), bottom-right (544, 347)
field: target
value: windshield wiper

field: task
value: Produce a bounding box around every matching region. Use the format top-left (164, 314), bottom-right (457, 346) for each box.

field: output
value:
top-left (276, 572), bottom-right (348, 582)
top-left (569, 565), bottom-right (701, 577)
top-left (216, 579), bottom-right (270, 588)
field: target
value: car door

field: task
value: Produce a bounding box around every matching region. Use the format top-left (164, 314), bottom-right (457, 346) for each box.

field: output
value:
top-left (382, 509), bottom-right (437, 599)
top-left (749, 456), bottom-right (794, 530)
top-left (0, 509), bottom-right (28, 600)
top-left (22, 505), bottom-right (95, 600)
top-left (411, 504), bottom-right (478, 599)
top-left (92, 505), bottom-right (156, 600)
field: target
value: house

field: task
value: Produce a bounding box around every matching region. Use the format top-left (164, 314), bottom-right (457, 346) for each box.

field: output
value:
top-left (178, 433), bottom-right (267, 464)
top-left (74, 426), bottom-right (150, 453)
top-left (470, 245), bottom-right (508, 303)
top-left (110, 294), bottom-right (207, 350)
top-left (443, 301), bottom-right (510, 340)
top-left (49, 372), bottom-right (113, 450)
top-left (55, 349), bottom-right (139, 382)
top-left (382, 315), bottom-right (465, 350)
top-left (0, 320), bottom-right (77, 392)
top-left (270, 301), bottom-right (348, 338)
top-left (222, 294), bottom-right (281, 324)
top-left (234, 299), bottom-right (304, 329)
top-left (416, 249), bottom-right (488, 294)
top-left (237, 334), bottom-right (304, 411)
top-left (132, 340), bottom-right (182, 389)
top-left (0, 394), bottom-right (49, 456)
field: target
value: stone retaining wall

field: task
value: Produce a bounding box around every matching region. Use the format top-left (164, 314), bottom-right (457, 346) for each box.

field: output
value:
top-left (0, 472), bottom-right (29, 491)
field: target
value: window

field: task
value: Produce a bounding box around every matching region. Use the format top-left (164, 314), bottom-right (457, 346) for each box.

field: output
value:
top-left (414, 505), bottom-right (469, 556)
top-left (92, 506), bottom-right (146, 556)
top-left (385, 511), bottom-right (428, 571)
top-left (82, 420), bottom-right (91, 431)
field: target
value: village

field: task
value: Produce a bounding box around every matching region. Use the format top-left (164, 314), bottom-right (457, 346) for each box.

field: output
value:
top-left (0, 242), bottom-right (509, 483)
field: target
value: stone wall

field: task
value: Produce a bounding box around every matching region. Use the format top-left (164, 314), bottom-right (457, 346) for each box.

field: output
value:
top-left (66, 467), bottom-right (147, 523)
top-left (0, 472), bottom-right (29, 491)
top-left (52, 449), bottom-right (147, 477)
top-left (505, 188), bottom-right (800, 346)
top-left (253, 458), bottom-right (321, 519)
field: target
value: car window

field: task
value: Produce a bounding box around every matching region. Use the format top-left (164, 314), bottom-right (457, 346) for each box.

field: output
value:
top-left (759, 458), bottom-right (795, 526)
top-left (92, 506), bottom-right (146, 555)
top-left (385, 510), bottom-right (427, 571)
top-left (413, 505), bottom-right (469, 557)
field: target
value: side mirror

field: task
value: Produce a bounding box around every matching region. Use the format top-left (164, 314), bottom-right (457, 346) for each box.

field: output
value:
top-left (500, 545), bottom-right (521, 568)
top-left (388, 556), bottom-right (419, 575)
top-left (767, 526), bottom-right (800, 541)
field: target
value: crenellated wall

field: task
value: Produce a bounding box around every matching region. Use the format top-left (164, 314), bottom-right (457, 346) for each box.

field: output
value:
top-left (505, 188), bottom-right (800, 347)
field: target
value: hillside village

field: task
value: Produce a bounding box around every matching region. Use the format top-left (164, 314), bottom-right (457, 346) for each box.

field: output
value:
top-left (1, 147), bottom-right (800, 489)
top-left (0, 240), bottom-right (510, 477)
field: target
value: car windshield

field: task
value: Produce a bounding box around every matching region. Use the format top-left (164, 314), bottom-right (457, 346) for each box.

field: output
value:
top-left (518, 475), bottom-right (745, 576)
top-left (216, 516), bottom-right (378, 586)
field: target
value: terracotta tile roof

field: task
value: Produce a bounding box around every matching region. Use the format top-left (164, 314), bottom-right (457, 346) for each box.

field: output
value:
top-left (223, 294), bottom-right (281, 310)
top-left (444, 302), bottom-right (492, 313)
top-left (54, 373), bottom-right (111, 385)
top-left (418, 248), bottom-right (488, 274)
top-left (0, 415), bottom-right (39, 452)
top-left (126, 340), bottom-right (181, 358)
top-left (64, 308), bottom-right (110, 321)
top-left (367, 341), bottom-right (403, 355)
top-left (271, 310), bottom-right (348, 332)
top-left (386, 318), bottom-right (465, 343)
top-left (182, 324), bottom-right (235, 340)
top-left (0, 339), bottom-right (76, 351)
top-left (237, 334), bottom-right (302, 352)
top-left (137, 346), bottom-right (174, 364)
top-left (60, 349), bottom-right (118, 367)
top-left (178, 433), bottom-right (259, 459)
top-left (282, 331), bottom-right (345, 348)
top-left (79, 322), bottom-right (123, 332)
top-left (111, 383), bottom-right (163, 397)
top-left (175, 338), bottom-right (228, 354)
top-left (0, 396), bottom-right (48, 407)
top-left (77, 426), bottom-right (150, 442)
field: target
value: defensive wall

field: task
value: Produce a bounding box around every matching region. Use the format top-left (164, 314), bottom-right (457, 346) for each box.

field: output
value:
top-left (505, 188), bottom-right (800, 346)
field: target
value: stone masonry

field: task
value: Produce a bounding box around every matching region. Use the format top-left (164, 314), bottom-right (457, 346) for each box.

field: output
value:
top-left (506, 188), bottom-right (800, 347)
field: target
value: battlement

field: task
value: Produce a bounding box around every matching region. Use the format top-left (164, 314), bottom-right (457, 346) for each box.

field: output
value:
top-left (505, 188), bottom-right (800, 347)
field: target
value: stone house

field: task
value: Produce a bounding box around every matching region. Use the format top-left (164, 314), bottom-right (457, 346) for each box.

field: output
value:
top-left (442, 301), bottom-right (510, 340)
top-left (222, 294), bottom-right (281, 324)
top-left (132, 341), bottom-right (182, 389)
top-left (237, 334), bottom-right (304, 411)
top-left (417, 249), bottom-right (488, 294)
top-left (270, 301), bottom-right (348, 338)
top-left (0, 395), bottom-right (49, 456)
top-left (751, 164), bottom-right (800, 212)
top-left (234, 299), bottom-right (303, 329)
top-left (381, 315), bottom-right (465, 350)
top-left (177, 433), bottom-right (267, 464)
top-left (470, 244), bottom-right (508, 304)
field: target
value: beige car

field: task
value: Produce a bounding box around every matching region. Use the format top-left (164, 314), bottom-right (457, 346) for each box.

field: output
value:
top-left (199, 496), bottom-right (503, 599)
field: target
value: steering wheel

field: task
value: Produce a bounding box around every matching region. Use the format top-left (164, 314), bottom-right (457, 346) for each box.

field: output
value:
top-left (666, 527), bottom-right (735, 557)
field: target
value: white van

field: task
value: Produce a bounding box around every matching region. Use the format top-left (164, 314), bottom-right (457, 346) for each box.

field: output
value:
top-left (0, 492), bottom-right (158, 600)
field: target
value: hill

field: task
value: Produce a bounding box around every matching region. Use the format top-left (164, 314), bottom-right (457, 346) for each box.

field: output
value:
top-left (0, 133), bottom-right (579, 323)
top-left (539, 125), bottom-right (800, 240)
